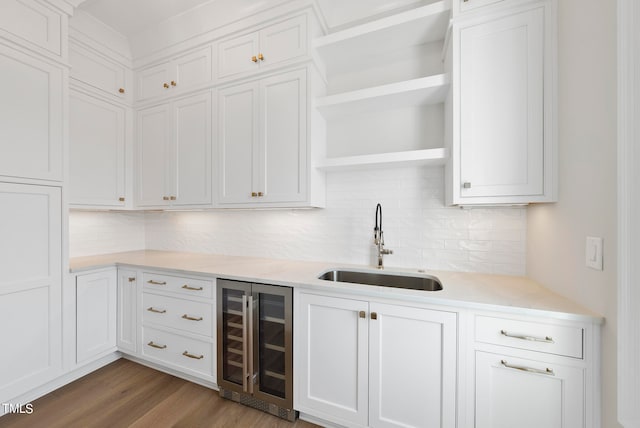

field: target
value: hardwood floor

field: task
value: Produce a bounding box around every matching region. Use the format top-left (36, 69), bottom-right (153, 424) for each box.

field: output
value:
top-left (0, 359), bottom-right (320, 428)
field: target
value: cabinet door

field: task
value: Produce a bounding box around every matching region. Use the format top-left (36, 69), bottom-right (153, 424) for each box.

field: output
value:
top-left (218, 32), bottom-right (260, 79)
top-left (369, 303), bottom-right (457, 428)
top-left (137, 104), bottom-right (171, 207)
top-left (218, 81), bottom-right (260, 204)
top-left (259, 69), bottom-right (307, 203)
top-left (173, 46), bottom-right (213, 92)
top-left (70, 42), bottom-right (127, 100)
top-left (0, 44), bottom-right (63, 182)
top-left (475, 351), bottom-right (584, 428)
top-left (137, 62), bottom-right (172, 101)
top-left (69, 91), bottom-right (126, 207)
top-left (0, 0), bottom-right (62, 56)
top-left (458, 6), bottom-right (545, 200)
top-left (76, 270), bottom-right (117, 364)
top-left (0, 183), bottom-right (61, 403)
top-left (117, 270), bottom-right (137, 354)
top-left (172, 92), bottom-right (212, 206)
top-left (258, 15), bottom-right (307, 69)
top-left (296, 293), bottom-right (369, 427)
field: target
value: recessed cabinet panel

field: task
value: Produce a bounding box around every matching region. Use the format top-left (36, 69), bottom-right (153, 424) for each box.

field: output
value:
top-left (475, 351), bottom-right (584, 428)
top-left (174, 46), bottom-right (213, 90)
top-left (218, 32), bottom-right (259, 79)
top-left (70, 42), bottom-right (127, 99)
top-left (69, 91), bottom-right (126, 207)
top-left (137, 104), bottom-right (171, 206)
top-left (218, 82), bottom-right (259, 204)
top-left (0, 44), bottom-right (63, 181)
top-left (260, 15), bottom-right (307, 68)
top-left (0, 0), bottom-right (62, 55)
top-left (261, 70), bottom-right (306, 203)
top-left (137, 62), bottom-right (171, 101)
top-left (173, 93), bottom-right (212, 206)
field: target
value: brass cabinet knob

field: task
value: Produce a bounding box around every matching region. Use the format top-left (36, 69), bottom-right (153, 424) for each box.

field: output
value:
top-left (251, 55), bottom-right (258, 63)
top-left (462, 182), bottom-right (472, 189)
top-left (251, 192), bottom-right (258, 197)
top-left (258, 53), bottom-right (264, 61)
top-left (359, 311), bottom-right (366, 319)
top-left (118, 88), bottom-right (125, 94)
top-left (163, 83), bottom-right (169, 88)
top-left (171, 80), bottom-right (177, 86)
top-left (257, 192), bottom-right (264, 197)
top-left (371, 312), bottom-right (378, 320)
top-left (170, 196), bottom-right (176, 201)
top-left (163, 196), bottom-right (170, 201)
top-left (118, 197), bottom-right (125, 202)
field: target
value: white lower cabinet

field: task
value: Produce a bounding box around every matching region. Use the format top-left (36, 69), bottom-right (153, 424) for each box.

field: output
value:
top-left (474, 351), bottom-right (584, 428)
top-left (117, 269), bottom-right (138, 354)
top-left (76, 269), bottom-right (117, 364)
top-left (295, 292), bottom-right (457, 428)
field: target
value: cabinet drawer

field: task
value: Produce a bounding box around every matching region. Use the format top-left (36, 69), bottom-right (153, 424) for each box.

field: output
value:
top-left (143, 293), bottom-right (213, 337)
top-left (142, 326), bottom-right (214, 377)
top-left (142, 272), bottom-right (214, 298)
top-left (475, 316), bottom-right (583, 359)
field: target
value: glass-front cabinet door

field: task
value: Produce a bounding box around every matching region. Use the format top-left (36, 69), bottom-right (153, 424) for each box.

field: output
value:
top-left (252, 284), bottom-right (293, 409)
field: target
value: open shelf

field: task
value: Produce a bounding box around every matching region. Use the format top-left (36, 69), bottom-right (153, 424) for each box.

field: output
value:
top-left (315, 148), bottom-right (449, 171)
top-left (314, 1), bottom-right (451, 71)
top-left (316, 74), bottom-right (449, 118)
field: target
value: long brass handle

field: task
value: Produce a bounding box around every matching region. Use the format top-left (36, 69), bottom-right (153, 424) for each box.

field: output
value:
top-left (251, 55), bottom-right (258, 63)
top-left (500, 330), bottom-right (554, 343)
top-left (500, 360), bottom-right (554, 376)
top-left (147, 307), bottom-right (166, 314)
top-left (182, 314), bottom-right (203, 321)
top-left (242, 294), bottom-right (248, 393)
top-left (147, 280), bottom-right (167, 285)
top-left (182, 351), bottom-right (204, 360)
top-left (258, 53), bottom-right (264, 61)
top-left (182, 284), bottom-right (203, 291)
top-left (247, 295), bottom-right (254, 394)
top-left (148, 341), bottom-right (167, 349)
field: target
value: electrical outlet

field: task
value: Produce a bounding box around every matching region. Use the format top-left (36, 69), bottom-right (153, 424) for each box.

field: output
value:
top-left (585, 237), bottom-right (603, 270)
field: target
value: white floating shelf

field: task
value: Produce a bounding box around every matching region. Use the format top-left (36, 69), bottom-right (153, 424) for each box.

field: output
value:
top-left (314, 1), bottom-right (451, 69)
top-left (316, 74), bottom-right (450, 118)
top-left (315, 148), bottom-right (449, 171)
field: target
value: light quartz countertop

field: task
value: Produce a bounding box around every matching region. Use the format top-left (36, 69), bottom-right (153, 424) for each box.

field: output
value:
top-left (70, 250), bottom-right (603, 323)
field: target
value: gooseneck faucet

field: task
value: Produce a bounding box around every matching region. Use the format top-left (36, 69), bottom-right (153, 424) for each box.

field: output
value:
top-left (374, 203), bottom-right (393, 269)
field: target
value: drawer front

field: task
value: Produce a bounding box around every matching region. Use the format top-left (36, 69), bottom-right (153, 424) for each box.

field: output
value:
top-left (142, 272), bottom-right (214, 298)
top-left (475, 316), bottom-right (583, 359)
top-left (142, 326), bottom-right (214, 377)
top-left (143, 293), bottom-right (213, 337)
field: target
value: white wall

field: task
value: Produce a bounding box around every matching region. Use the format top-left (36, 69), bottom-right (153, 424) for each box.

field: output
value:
top-left (144, 166), bottom-right (527, 274)
top-left (526, 0), bottom-right (618, 426)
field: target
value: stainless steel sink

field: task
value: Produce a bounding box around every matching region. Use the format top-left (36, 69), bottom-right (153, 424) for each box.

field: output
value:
top-left (318, 269), bottom-right (443, 291)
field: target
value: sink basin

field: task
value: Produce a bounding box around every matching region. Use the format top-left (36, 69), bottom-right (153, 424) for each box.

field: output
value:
top-left (318, 269), bottom-right (442, 291)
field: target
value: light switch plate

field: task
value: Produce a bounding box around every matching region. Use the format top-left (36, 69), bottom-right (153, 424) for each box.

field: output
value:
top-left (585, 237), bottom-right (603, 270)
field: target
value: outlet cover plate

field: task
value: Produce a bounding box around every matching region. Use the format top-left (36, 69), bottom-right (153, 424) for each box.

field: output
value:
top-left (585, 236), bottom-right (603, 270)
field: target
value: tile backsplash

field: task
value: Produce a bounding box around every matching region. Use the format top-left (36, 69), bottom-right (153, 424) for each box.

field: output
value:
top-left (70, 167), bottom-right (527, 275)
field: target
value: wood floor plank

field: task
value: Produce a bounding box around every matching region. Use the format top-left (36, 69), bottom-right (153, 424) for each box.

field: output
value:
top-left (0, 359), bottom-right (319, 428)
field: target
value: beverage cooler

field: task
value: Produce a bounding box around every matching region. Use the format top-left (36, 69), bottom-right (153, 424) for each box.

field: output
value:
top-left (216, 279), bottom-right (295, 421)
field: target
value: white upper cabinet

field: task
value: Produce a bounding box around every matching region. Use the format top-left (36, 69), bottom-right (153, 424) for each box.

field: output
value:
top-left (137, 92), bottom-right (212, 208)
top-left (0, 43), bottom-right (63, 182)
top-left (217, 68), bottom-right (316, 207)
top-left (217, 15), bottom-right (308, 81)
top-left (136, 45), bottom-right (212, 102)
top-left (70, 40), bottom-right (130, 102)
top-left (456, 0), bottom-right (505, 15)
top-left (69, 90), bottom-right (128, 208)
top-left (448, 0), bottom-right (556, 205)
top-left (0, 0), bottom-right (65, 58)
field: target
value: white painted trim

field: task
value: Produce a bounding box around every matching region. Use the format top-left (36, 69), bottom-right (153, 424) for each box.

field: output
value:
top-left (617, 0), bottom-right (640, 426)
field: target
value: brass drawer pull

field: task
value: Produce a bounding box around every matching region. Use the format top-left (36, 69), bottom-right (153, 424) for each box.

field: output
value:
top-left (500, 360), bottom-right (554, 376)
top-left (147, 307), bottom-right (166, 314)
top-left (183, 351), bottom-right (204, 360)
top-left (148, 341), bottom-right (167, 349)
top-left (147, 280), bottom-right (167, 285)
top-left (128, 277), bottom-right (136, 282)
top-left (182, 284), bottom-right (203, 291)
top-left (182, 314), bottom-right (203, 321)
top-left (500, 330), bottom-right (554, 343)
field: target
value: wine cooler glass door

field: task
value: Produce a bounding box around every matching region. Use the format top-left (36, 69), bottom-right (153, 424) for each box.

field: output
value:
top-left (252, 284), bottom-right (293, 409)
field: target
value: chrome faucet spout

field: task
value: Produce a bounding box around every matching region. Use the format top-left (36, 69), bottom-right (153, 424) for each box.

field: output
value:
top-left (373, 203), bottom-right (392, 269)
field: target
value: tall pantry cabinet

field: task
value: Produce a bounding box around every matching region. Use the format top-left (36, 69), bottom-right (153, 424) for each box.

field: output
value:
top-left (0, 0), bottom-right (71, 405)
